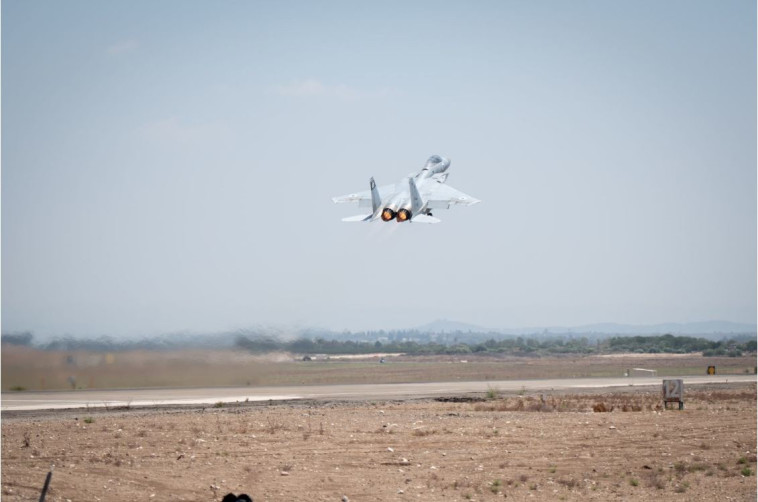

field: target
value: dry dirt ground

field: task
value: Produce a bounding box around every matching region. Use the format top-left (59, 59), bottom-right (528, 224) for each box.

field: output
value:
top-left (2, 383), bottom-right (756, 501)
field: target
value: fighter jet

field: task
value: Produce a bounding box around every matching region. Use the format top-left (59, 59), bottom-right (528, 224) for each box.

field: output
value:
top-left (332, 155), bottom-right (480, 223)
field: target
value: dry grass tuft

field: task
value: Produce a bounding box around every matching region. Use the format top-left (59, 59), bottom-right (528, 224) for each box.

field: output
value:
top-left (593, 402), bottom-right (610, 412)
top-left (557, 477), bottom-right (578, 488)
top-left (471, 392), bottom-right (660, 413)
top-left (413, 428), bottom-right (437, 437)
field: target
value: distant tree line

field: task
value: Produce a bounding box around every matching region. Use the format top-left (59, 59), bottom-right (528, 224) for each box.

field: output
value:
top-left (0, 332), bottom-right (238, 352)
top-left (0, 331), bottom-right (34, 346)
top-left (604, 334), bottom-right (755, 356)
top-left (235, 333), bottom-right (756, 357)
top-left (3, 330), bottom-right (755, 357)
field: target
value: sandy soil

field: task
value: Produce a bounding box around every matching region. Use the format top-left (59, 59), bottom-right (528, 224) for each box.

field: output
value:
top-left (2, 383), bottom-right (755, 501)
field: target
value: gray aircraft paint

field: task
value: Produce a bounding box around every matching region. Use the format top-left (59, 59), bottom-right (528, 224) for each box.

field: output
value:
top-left (333, 155), bottom-right (480, 223)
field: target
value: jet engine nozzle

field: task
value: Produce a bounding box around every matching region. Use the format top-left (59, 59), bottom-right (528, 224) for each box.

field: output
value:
top-left (381, 208), bottom-right (397, 221)
top-left (396, 209), bottom-right (412, 222)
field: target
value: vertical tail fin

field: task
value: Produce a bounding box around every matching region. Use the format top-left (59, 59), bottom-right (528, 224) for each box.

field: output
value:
top-left (408, 177), bottom-right (439, 222)
top-left (370, 177), bottom-right (381, 213)
top-left (409, 177), bottom-right (423, 214)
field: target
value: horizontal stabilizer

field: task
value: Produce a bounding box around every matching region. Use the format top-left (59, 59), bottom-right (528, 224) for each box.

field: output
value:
top-left (342, 214), bottom-right (373, 222)
top-left (411, 214), bottom-right (441, 224)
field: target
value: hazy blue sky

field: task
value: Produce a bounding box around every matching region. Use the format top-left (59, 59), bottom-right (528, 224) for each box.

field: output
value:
top-left (2, 1), bottom-right (756, 337)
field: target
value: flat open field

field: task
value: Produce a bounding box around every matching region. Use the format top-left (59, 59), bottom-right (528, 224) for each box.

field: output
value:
top-left (2, 346), bottom-right (755, 391)
top-left (1, 383), bottom-right (756, 501)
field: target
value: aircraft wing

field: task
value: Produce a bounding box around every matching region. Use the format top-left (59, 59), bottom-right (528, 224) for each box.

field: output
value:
top-left (420, 182), bottom-right (481, 210)
top-left (332, 183), bottom-right (396, 208)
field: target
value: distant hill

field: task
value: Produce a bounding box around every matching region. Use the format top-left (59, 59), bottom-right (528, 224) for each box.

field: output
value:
top-left (522, 321), bottom-right (757, 336)
top-left (414, 319), bottom-right (491, 333)
top-left (564, 321), bottom-right (756, 336)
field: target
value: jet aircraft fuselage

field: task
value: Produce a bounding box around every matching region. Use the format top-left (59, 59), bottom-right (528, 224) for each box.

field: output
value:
top-left (332, 155), bottom-right (479, 224)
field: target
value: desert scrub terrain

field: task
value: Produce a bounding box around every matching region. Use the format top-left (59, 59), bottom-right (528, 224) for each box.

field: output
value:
top-left (2, 383), bottom-right (755, 501)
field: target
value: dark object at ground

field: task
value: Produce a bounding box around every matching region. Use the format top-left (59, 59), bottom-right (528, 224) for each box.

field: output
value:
top-left (434, 396), bottom-right (485, 403)
top-left (222, 494), bottom-right (252, 502)
top-left (39, 465), bottom-right (54, 502)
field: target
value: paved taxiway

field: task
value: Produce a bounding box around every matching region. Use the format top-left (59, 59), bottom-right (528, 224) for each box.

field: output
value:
top-left (2, 375), bottom-right (754, 411)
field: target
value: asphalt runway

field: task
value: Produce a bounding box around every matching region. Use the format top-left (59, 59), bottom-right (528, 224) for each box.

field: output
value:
top-left (2, 374), bottom-right (754, 411)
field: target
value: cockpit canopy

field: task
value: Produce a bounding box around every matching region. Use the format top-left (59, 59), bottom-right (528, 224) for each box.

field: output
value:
top-left (424, 155), bottom-right (444, 168)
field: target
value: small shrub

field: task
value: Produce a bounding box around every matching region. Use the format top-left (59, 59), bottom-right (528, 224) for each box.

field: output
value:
top-left (84, 417), bottom-right (94, 424)
top-left (490, 479), bottom-right (502, 493)
top-left (629, 478), bottom-right (639, 487)
top-left (413, 428), bottom-right (437, 437)
top-left (741, 467), bottom-right (752, 477)
top-left (267, 416), bottom-right (284, 434)
top-left (557, 478), bottom-right (577, 489)
top-left (486, 387), bottom-right (500, 400)
top-left (687, 463), bottom-right (707, 473)
top-left (645, 471), bottom-right (665, 490)
top-left (213, 401), bottom-right (224, 408)
top-left (675, 482), bottom-right (689, 493)
top-left (674, 461), bottom-right (687, 475)
top-left (10, 386), bottom-right (26, 391)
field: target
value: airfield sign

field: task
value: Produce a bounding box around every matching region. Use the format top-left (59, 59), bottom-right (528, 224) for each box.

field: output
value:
top-left (662, 379), bottom-right (684, 410)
